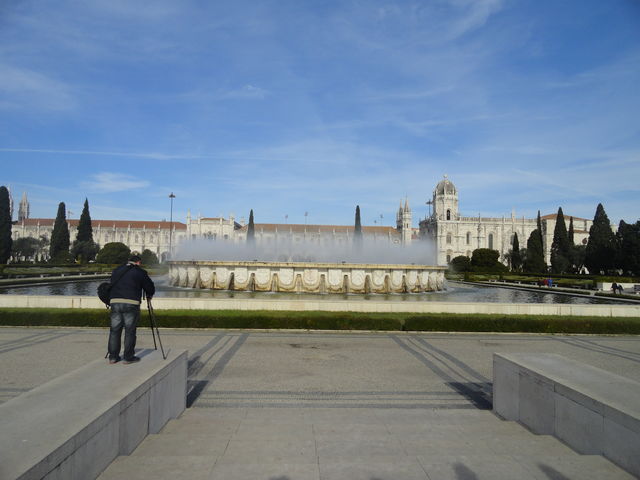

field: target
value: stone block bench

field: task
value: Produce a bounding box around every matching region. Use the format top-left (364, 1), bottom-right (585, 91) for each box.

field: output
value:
top-left (0, 349), bottom-right (187, 480)
top-left (493, 353), bottom-right (640, 477)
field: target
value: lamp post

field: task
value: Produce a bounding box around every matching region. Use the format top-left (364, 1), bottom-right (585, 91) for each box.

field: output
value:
top-left (168, 193), bottom-right (175, 261)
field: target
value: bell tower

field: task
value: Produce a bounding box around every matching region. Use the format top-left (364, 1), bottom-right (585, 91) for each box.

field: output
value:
top-left (396, 198), bottom-right (413, 244)
top-left (432, 174), bottom-right (458, 221)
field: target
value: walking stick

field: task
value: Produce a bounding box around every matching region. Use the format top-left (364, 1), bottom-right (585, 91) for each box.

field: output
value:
top-left (146, 299), bottom-right (166, 360)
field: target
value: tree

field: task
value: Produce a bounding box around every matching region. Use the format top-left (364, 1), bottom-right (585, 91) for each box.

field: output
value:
top-left (584, 203), bottom-right (616, 274)
top-left (354, 205), bottom-right (363, 247)
top-left (0, 186), bottom-right (12, 264)
top-left (247, 209), bottom-right (255, 244)
top-left (11, 237), bottom-right (39, 261)
top-left (49, 202), bottom-right (71, 262)
top-left (96, 242), bottom-right (131, 264)
top-left (72, 198), bottom-right (98, 262)
top-left (550, 207), bottom-right (571, 274)
top-left (141, 249), bottom-right (159, 266)
top-left (523, 228), bottom-right (547, 273)
top-left (616, 220), bottom-right (640, 276)
top-left (568, 216), bottom-right (575, 245)
top-left (71, 240), bottom-right (100, 263)
top-left (449, 255), bottom-right (471, 273)
top-left (76, 198), bottom-right (93, 243)
top-left (470, 248), bottom-right (507, 272)
top-left (510, 232), bottom-right (522, 272)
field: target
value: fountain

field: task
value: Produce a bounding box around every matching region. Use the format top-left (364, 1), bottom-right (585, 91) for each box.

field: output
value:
top-left (168, 260), bottom-right (446, 294)
top-left (167, 237), bottom-right (446, 294)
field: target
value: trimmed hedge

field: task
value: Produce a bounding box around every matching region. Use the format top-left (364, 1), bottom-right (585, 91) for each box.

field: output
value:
top-left (403, 314), bottom-right (640, 334)
top-left (0, 308), bottom-right (639, 334)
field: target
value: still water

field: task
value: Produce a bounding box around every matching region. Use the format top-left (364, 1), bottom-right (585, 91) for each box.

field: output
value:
top-left (0, 277), bottom-right (624, 305)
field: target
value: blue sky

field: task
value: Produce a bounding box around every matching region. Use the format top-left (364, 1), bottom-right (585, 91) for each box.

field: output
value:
top-left (1, 0), bottom-right (639, 227)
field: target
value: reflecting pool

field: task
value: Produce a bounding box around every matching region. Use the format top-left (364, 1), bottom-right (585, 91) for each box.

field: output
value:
top-left (0, 277), bottom-right (626, 305)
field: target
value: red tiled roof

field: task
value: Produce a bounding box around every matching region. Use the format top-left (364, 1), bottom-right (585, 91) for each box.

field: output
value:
top-left (18, 218), bottom-right (187, 230)
top-left (540, 214), bottom-right (589, 222)
top-left (238, 223), bottom-right (400, 236)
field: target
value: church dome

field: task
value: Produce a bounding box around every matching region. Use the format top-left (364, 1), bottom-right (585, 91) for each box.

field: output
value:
top-left (434, 175), bottom-right (457, 196)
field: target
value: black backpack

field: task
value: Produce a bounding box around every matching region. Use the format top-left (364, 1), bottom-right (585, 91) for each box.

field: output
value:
top-left (97, 265), bottom-right (134, 307)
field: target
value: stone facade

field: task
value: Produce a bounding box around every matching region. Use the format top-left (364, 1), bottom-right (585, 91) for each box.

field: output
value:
top-left (10, 178), bottom-right (596, 266)
top-left (420, 176), bottom-right (592, 265)
top-left (12, 218), bottom-right (187, 261)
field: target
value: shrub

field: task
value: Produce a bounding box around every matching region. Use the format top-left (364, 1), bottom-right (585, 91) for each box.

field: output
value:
top-left (96, 242), bottom-right (131, 264)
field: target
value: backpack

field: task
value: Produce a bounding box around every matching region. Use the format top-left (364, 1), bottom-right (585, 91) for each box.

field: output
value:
top-left (97, 282), bottom-right (112, 306)
top-left (97, 265), bottom-right (134, 307)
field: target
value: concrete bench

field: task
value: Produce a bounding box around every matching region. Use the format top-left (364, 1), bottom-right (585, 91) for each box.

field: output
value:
top-left (493, 353), bottom-right (640, 477)
top-left (0, 349), bottom-right (187, 480)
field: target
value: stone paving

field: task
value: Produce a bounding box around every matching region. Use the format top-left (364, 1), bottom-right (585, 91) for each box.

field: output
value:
top-left (1, 327), bottom-right (639, 479)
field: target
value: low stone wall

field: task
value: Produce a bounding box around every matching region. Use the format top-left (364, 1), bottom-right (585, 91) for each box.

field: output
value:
top-left (169, 260), bottom-right (446, 294)
top-left (0, 349), bottom-right (187, 480)
top-left (1, 294), bottom-right (639, 316)
top-left (493, 353), bottom-right (640, 477)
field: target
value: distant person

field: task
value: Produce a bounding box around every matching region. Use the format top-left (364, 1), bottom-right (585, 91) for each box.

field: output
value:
top-left (107, 254), bottom-right (155, 364)
top-left (611, 282), bottom-right (618, 294)
top-left (618, 284), bottom-right (624, 294)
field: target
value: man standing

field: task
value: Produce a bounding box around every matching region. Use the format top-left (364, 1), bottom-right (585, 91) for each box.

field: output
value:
top-left (107, 254), bottom-right (155, 364)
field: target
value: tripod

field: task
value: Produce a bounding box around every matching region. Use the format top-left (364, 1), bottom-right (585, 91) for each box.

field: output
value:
top-left (146, 299), bottom-right (166, 360)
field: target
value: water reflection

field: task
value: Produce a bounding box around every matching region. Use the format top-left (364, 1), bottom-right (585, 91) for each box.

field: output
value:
top-left (0, 277), bottom-right (627, 305)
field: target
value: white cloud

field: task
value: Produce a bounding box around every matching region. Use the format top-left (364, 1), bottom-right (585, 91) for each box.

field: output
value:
top-left (0, 64), bottom-right (75, 111)
top-left (0, 148), bottom-right (205, 160)
top-left (81, 173), bottom-right (150, 193)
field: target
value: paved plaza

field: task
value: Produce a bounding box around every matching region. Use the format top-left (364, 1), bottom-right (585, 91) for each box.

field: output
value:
top-left (1, 327), bottom-right (639, 479)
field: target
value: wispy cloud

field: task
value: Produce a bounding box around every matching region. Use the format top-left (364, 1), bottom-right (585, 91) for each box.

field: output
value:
top-left (0, 148), bottom-right (206, 160)
top-left (0, 63), bottom-right (75, 111)
top-left (81, 173), bottom-right (150, 193)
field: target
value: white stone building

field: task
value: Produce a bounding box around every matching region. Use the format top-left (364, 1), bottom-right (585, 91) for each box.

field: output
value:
top-left (10, 177), bottom-right (597, 267)
top-left (419, 176), bottom-right (593, 265)
top-left (13, 218), bottom-right (187, 261)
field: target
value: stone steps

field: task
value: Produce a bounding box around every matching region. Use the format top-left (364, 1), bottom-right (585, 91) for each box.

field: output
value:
top-left (98, 406), bottom-right (635, 480)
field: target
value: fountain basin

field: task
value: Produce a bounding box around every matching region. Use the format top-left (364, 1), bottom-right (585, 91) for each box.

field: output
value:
top-left (169, 261), bottom-right (446, 294)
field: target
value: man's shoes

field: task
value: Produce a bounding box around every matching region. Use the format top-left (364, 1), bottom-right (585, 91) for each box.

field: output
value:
top-left (108, 356), bottom-right (121, 364)
top-left (123, 356), bottom-right (141, 364)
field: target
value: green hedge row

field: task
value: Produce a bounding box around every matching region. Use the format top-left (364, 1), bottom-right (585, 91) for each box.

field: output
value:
top-left (1, 308), bottom-right (639, 334)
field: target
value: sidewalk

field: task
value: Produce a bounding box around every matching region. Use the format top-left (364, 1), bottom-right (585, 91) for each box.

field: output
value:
top-left (1, 328), bottom-right (638, 479)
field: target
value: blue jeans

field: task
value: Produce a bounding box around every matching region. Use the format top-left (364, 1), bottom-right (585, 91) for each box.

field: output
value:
top-left (108, 303), bottom-right (140, 360)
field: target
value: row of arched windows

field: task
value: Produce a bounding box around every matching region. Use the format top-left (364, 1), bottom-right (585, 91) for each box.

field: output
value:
top-left (445, 232), bottom-right (495, 249)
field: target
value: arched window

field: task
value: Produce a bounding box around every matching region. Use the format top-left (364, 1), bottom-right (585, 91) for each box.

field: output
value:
top-left (466, 232), bottom-right (471, 245)
top-left (446, 254), bottom-right (451, 263)
top-left (446, 233), bottom-right (452, 244)
top-left (488, 233), bottom-right (494, 250)
top-left (446, 209), bottom-right (451, 220)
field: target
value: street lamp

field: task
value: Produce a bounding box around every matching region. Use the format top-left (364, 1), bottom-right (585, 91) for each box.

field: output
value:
top-left (168, 193), bottom-right (175, 260)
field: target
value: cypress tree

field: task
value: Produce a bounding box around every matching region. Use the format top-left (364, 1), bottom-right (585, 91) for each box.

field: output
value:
top-left (536, 210), bottom-right (544, 248)
top-left (247, 209), bottom-right (255, 244)
top-left (0, 186), bottom-right (12, 264)
top-left (511, 232), bottom-right (522, 272)
top-left (524, 228), bottom-right (546, 273)
top-left (550, 207), bottom-right (571, 274)
top-left (49, 202), bottom-right (70, 262)
top-left (568, 216), bottom-right (575, 245)
top-left (76, 198), bottom-right (93, 243)
top-left (354, 205), bottom-right (363, 247)
top-left (585, 203), bottom-right (615, 274)
top-left (71, 198), bottom-right (98, 263)
top-left (616, 220), bottom-right (640, 275)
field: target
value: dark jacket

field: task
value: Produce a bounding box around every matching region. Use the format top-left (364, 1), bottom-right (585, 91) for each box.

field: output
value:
top-left (109, 262), bottom-right (155, 304)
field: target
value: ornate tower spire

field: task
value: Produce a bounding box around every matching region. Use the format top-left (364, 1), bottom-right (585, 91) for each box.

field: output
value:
top-left (18, 191), bottom-right (29, 222)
